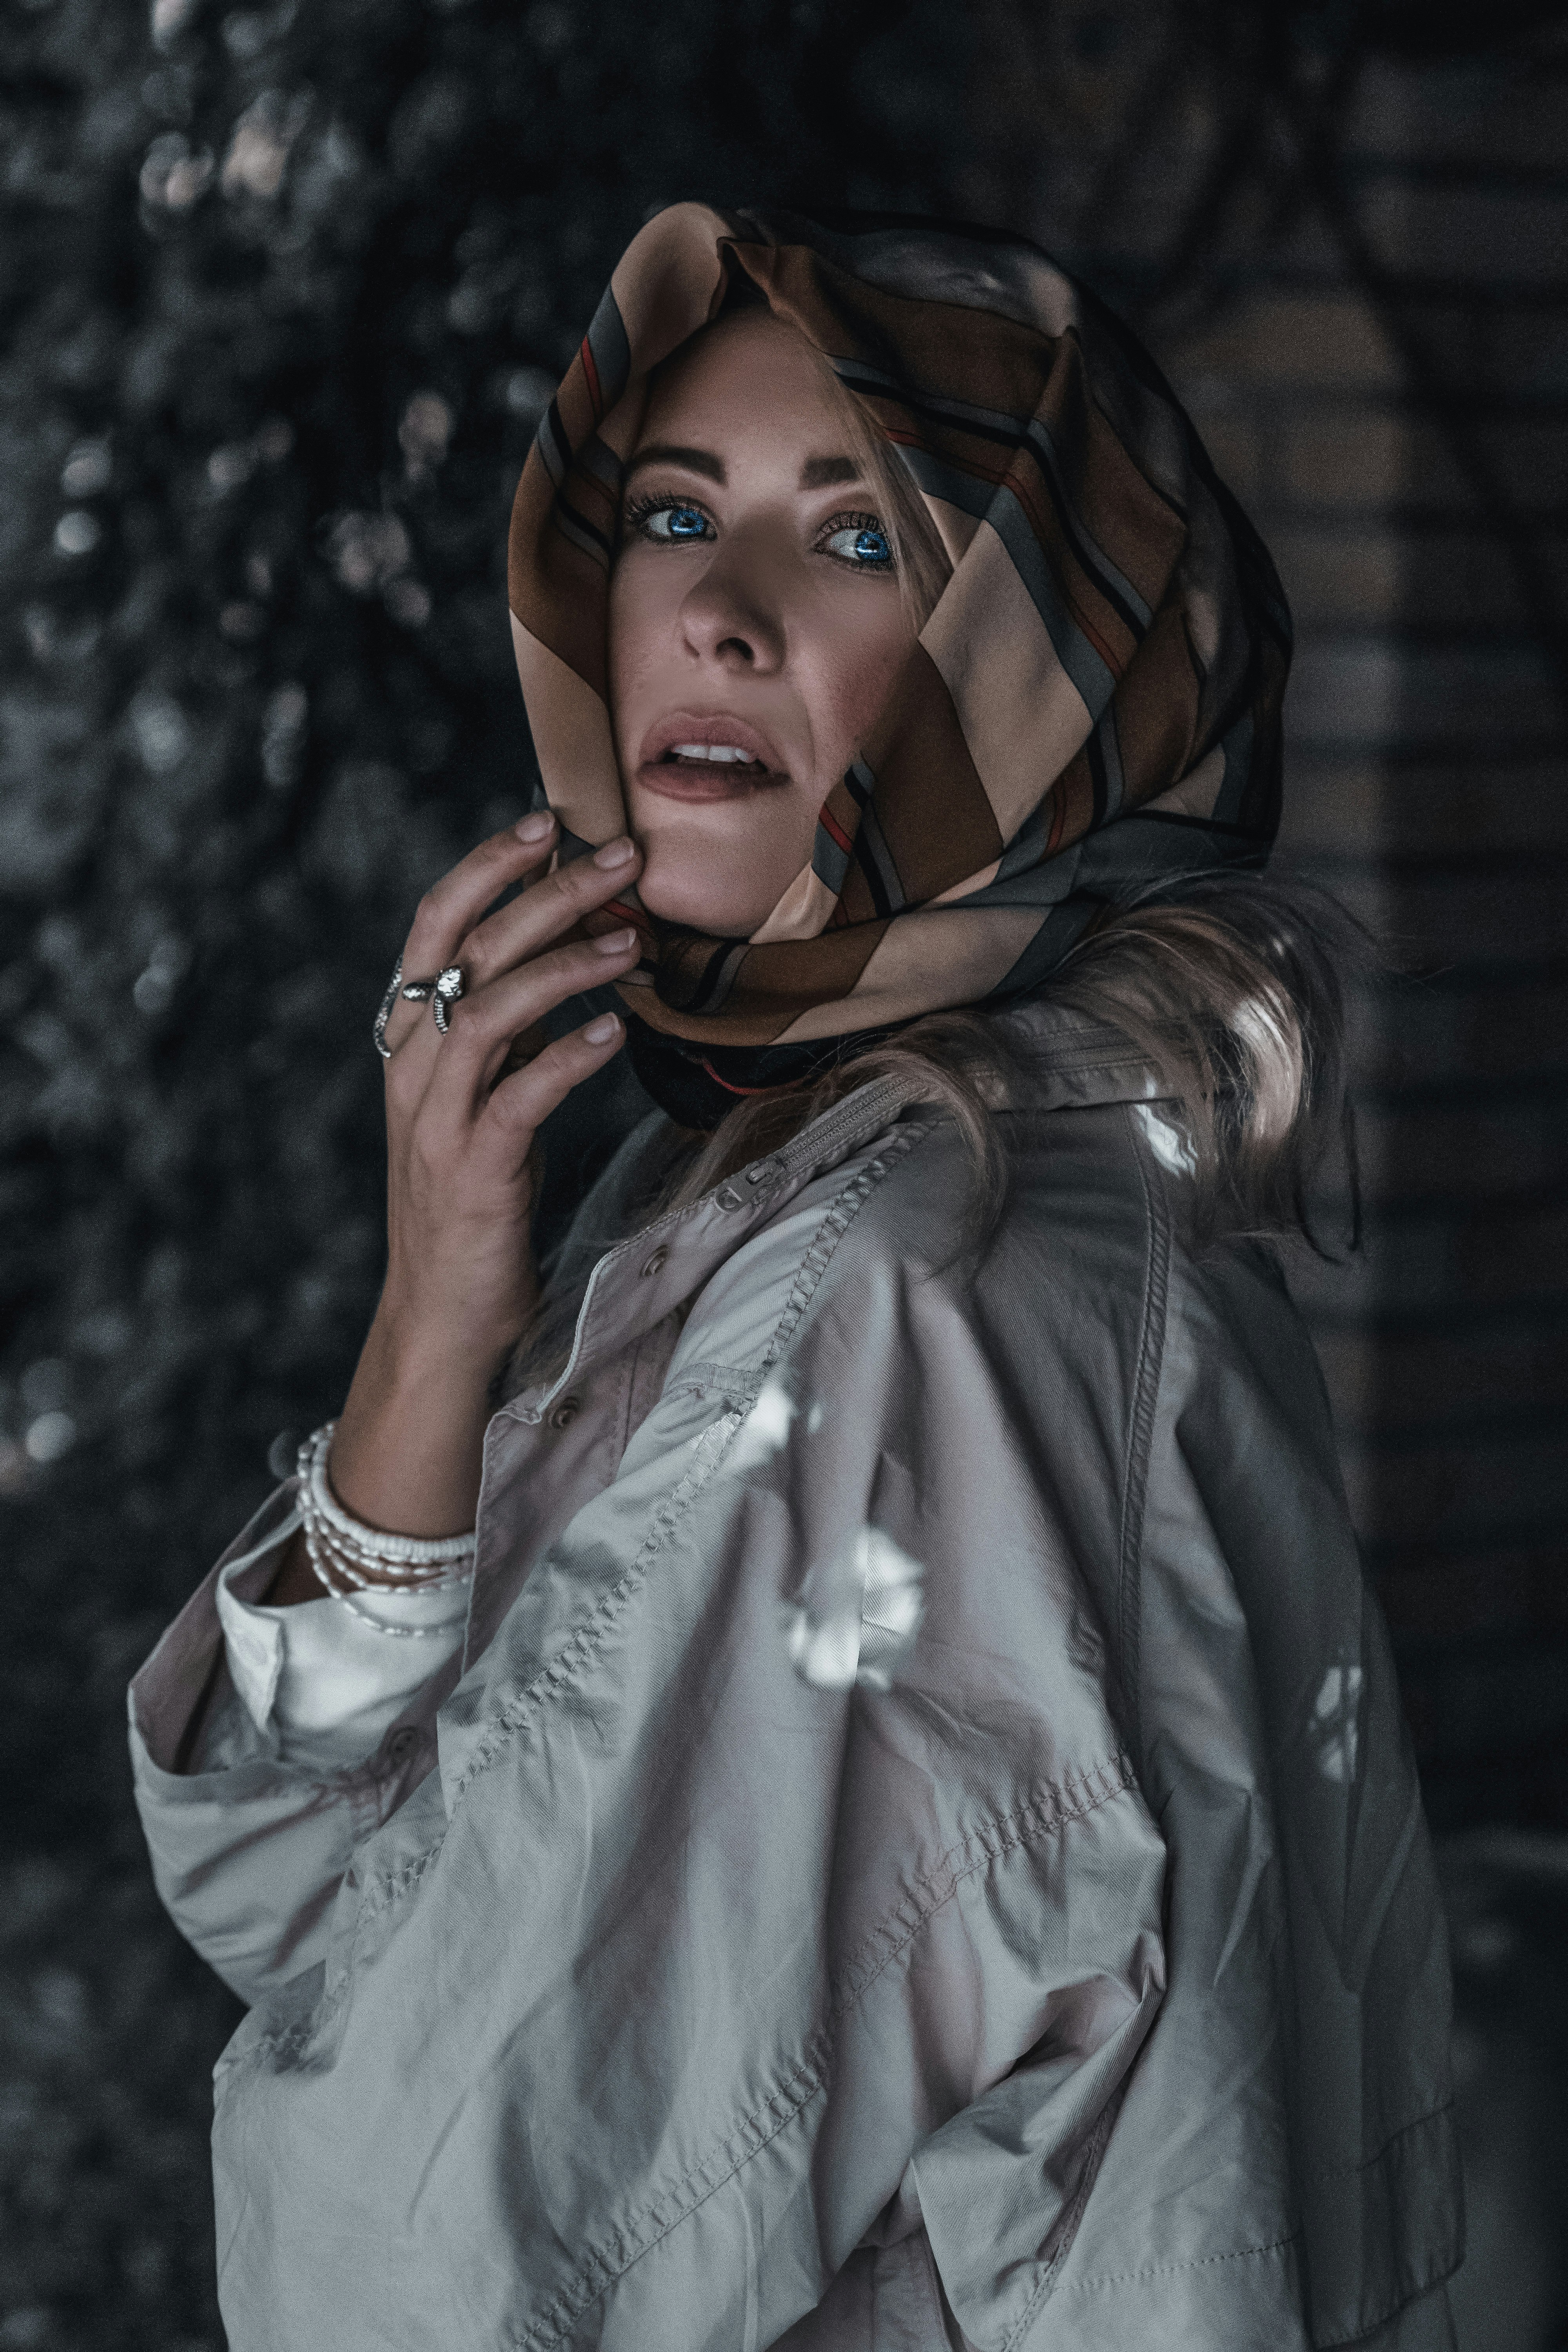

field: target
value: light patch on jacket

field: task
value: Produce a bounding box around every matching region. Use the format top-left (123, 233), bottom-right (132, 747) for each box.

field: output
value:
top-left (1134, 1100), bottom-right (1197, 1178)
top-left (726, 1379), bottom-right (797, 1477)
top-left (783, 1527), bottom-right (925, 1693)
top-left (1310, 1662), bottom-right (1363, 1783)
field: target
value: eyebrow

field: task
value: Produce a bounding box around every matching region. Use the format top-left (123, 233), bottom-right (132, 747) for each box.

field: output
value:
top-left (624, 443), bottom-right (726, 484)
top-left (798, 454), bottom-right (863, 489)
top-left (622, 445), bottom-right (867, 492)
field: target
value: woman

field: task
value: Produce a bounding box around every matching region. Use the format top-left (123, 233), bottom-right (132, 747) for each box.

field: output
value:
top-left (131, 205), bottom-right (1461, 2350)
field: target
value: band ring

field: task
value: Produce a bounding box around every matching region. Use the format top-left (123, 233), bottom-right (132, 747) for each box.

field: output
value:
top-left (373, 958), bottom-right (467, 1057)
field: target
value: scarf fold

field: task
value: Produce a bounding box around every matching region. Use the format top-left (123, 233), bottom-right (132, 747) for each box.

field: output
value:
top-left (508, 202), bottom-right (1291, 1091)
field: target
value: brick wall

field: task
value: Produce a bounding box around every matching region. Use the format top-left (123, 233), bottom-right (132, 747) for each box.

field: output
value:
top-left (964, 14), bottom-right (1568, 1830)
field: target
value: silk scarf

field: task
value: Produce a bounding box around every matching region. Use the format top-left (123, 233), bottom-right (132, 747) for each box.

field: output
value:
top-left (508, 203), bottom-right (1290, 1094)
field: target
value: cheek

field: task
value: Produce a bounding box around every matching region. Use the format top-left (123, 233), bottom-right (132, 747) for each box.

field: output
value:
top-left (802, 589), bottom-right (913, 765)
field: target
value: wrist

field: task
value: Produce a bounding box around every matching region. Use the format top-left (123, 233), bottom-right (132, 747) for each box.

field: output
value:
top-left (359, 1293), bottom-right (516, 1407)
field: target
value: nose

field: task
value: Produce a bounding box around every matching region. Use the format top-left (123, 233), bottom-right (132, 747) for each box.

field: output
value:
top-left (677, 533), bottom-right (786, 674)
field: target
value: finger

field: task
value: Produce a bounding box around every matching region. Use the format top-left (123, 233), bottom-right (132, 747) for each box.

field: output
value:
top-left (479, 1011), bottom-right (626, 1158)
top-left (381, 811), bottom-right (561, 1056)
top-left (457, 834), bottom-right (645, 991)
top-left (425, 930), bottom-right (642, 1114)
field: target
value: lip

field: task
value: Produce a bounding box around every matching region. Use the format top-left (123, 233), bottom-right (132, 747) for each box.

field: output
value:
top-left (634, 710), bottom-right (790, 804)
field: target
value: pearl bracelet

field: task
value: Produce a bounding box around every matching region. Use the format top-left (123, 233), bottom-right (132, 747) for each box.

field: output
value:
top-left (295, 1423), bottom-right (475, 1637)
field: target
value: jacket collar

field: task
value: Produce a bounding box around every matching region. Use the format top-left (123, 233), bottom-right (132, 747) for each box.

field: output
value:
top-left (506, 1006), bottom-right (1162, 1427)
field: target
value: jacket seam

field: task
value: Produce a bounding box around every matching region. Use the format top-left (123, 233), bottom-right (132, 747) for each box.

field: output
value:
top-left (1060, 2231), bottom-right (1299, 2297)
top-left (442, 1407), bottom-right (746, 1809)
top-left (1001, 2087), bottom-right (1124, 2349)
top-left (758, 1123), bottom-right (931, 1373)
top-left (510, 1757), bottom-right (1139, 2351)
top-left (834, 1756), bottom-right (1135, 2012)
top-left (1116, 1103), bottom-right (1171, 1774)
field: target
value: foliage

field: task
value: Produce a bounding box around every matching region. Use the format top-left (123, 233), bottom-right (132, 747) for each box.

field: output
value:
top-left (0, 0), bottom-right (968, 2339)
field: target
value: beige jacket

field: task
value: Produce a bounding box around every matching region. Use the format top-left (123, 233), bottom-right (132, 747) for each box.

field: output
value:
top-left (130, 1009), bottom-right (1462, 2351)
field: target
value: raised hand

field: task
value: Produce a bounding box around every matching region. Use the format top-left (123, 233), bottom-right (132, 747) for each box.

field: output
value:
top-left (268, 810), bottom-right (644, 1601)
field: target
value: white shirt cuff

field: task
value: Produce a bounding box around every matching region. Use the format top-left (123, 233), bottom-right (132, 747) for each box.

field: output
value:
top-left (214, 1505), bottom-right (471, 1767)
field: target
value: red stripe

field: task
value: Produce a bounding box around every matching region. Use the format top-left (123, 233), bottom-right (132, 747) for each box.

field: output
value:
top-left (580, 336), bottom-right (602, 418)
top-left (818, 804), bottom-right (855, 857)
top-left (700, 1060), bottom-right (794, 1098)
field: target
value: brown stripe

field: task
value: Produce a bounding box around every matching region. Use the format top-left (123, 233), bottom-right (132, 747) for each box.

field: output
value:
top-left (851, 643), bottom-right (1004, 913)
top-left (632, 919), bottom-right (890, 1047)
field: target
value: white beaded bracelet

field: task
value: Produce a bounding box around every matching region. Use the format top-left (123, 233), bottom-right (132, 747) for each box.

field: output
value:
top-left (295, 1424), bottom-right (475, 1638)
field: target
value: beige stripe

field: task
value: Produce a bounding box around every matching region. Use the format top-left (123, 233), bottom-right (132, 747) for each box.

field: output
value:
top-left (510, 615), bottom-right (626, 848)
top-left (931, 857), bottom-right (1001, 906)
top-left (920, 521), bottom-right (1093, 843)
top-left (1144, 745), bottom-right (1225, 820)
top-left (749, 862), bottom-right (838, 944)
top-left (922, 491), bottom-right (982, 568)
top-left (772, 906), bottom-right (1044, 1042)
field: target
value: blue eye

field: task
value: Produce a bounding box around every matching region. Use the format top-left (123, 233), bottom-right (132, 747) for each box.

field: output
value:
top-left (822, 519), bottom-right (893, 569)
top-left (636, 501), bottom-right (713, 544)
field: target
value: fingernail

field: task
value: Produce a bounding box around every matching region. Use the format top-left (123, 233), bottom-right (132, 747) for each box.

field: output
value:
top-left (516, 810), bottom-right (555, 842)
top-left (593, 835), bottom-right (637, 868)
top-left (593, 927), bottom-right (639, 956)
top-left (584, 1013), bottom-right (621, 1044)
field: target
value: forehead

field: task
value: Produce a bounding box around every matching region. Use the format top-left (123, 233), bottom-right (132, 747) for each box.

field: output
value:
top-left (637, 310), bottom-right (849, 453)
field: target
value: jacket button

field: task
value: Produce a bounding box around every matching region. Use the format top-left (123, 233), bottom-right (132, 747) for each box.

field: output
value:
top-left (386, 1727), bottom-right (417, 1768)
top-left (640, 1245), bottom-right (669, 1278)
top-left (549, 1394), bottom-right (581, 1429)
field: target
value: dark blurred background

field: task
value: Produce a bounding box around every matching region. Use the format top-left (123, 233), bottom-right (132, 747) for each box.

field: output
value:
top-left (1, 1), bottom-right (1565, 2344)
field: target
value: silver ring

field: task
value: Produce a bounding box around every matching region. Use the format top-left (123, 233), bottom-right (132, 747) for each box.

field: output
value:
top-left (399, 964), bottom-right (466, 1036)
top-left (373, 956), bottom-right (403, 1060)
top-left (373, 958), bottom-right (466, 1057)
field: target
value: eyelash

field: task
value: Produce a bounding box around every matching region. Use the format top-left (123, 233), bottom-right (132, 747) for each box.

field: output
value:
top-left (621, 494), bottom-right (895, 571)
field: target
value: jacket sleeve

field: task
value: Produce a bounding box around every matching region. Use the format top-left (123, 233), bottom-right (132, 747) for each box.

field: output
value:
top-left (128, 1483), bottom-right (462, 2006)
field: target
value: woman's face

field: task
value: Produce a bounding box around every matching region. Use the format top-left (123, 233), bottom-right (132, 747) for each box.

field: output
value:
top-left (609, 309), bottom-right (917, 938)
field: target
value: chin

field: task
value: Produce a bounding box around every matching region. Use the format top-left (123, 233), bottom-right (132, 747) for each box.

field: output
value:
top-left (630, 823), bottom-right (787, 940)
top-left (636, 869), bottom-right (761, 938)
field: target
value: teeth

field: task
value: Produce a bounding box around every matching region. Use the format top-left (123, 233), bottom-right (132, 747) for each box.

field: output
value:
top-left (671, 743), bottom-right (757, 764)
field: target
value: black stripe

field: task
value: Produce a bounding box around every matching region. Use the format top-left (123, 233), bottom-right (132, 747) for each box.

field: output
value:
top-left (852, 832), bottom-right (894, 919)
top-left (1086, 726), bottom-right (1109, 830)
top-left (554, 495), bottom-right (612, 557)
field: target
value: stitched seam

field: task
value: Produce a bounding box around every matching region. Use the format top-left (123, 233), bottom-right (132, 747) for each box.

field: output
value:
top-left (1116, 1103), bottom-right (1170, 1773)
top-left (1063, 2233), bottom-right (1299, 2296)
top-left (1001, 2089), bottom-right (1123, 2350)
top-left (759, 1123), bottom-right (931, 1372)
top-left (832, 1756), bottom-right (1135, 2011)
top-left (771, 1078), bottom-right (910, 1180)
top-left (441, 1408), bottom-right (746, 1811)
top-left (513, 1760), bottom-right (1139, 2348)
top-left (512, 2050), bottom-right (831, 2350)
top-left (659, 1360), bottom-right (762, 1409)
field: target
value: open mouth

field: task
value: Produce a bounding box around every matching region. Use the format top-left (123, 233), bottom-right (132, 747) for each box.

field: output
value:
top-left (661, 742), bottom-right (769, 776)
top-left (635, 713), bottom-right (789, 801)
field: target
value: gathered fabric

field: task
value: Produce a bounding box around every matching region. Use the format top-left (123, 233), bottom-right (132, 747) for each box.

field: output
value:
top-left (508, 201), bottom-right (1292, 1065)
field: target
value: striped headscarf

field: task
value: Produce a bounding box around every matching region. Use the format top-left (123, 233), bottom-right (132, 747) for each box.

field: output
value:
top-left (507, 203), bottom-right (1290, 1060)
